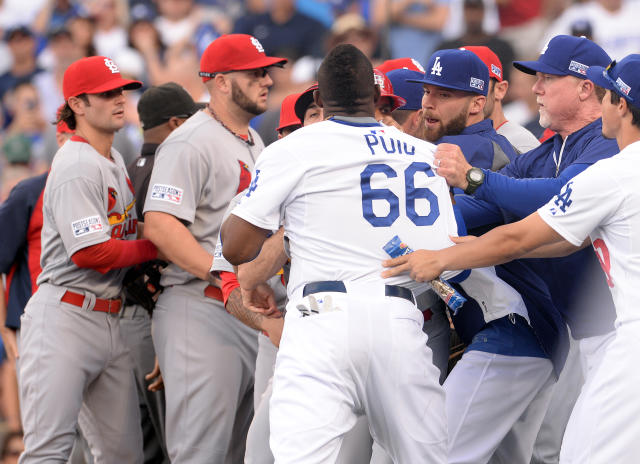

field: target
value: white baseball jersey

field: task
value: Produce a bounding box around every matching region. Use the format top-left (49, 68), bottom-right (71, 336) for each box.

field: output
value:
top-left (232, 117), bottom-right (460, 297)
top-left (38, 137), bottom-right (138, 299)
top-left (538, 140), bottom-right (640, 327)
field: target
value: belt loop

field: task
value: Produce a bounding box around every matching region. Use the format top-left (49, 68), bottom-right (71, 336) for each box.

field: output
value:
top-left (82, 291), bottom-right (97, 311)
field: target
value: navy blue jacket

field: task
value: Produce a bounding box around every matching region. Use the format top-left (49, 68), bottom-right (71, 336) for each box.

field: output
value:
top-left (457, 118), bottom-right (618, 358)
top-left (0, 173), bottom-right (48, 329)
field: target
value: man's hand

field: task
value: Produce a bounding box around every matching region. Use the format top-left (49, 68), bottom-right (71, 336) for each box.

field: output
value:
top-left (145, 357), bottom-right (164, 392)
top-left (435, 143), bottom-right (472, 189)
top-left (241, 283), bottom-right (280, 318)
top-left (262, 316), bottom-right (284, 348)
top-left (0, 327), bottom-right (18, 362)
top-left (381, 249), bottom-right (445, 282)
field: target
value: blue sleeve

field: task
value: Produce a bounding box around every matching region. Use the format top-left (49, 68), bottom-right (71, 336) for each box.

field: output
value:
top-left (455, 194), bottom-right (504, 229)
top-left (474, 163), bottom-right (589, 219)
top-left (0, 183), bottom-right (31, 272)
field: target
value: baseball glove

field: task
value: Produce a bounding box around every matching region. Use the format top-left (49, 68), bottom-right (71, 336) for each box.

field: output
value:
top-left (123, 260), bottom-right (166, 313)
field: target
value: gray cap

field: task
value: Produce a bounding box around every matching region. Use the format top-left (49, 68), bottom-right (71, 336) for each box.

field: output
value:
top-left (137, 82), bottom-right (201, 130)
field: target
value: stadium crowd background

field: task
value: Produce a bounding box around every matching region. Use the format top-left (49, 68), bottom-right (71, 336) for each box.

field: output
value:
top-left (1, 0), bottom-right (640, 460)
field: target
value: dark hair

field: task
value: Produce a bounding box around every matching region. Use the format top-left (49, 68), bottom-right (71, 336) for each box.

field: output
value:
top-left (609, 91), bottom-right (640, 128)
top-left (54, 94), bottom-right (89, 130)
top-left (391, 109), bottom-right (412, 125)
top-left (317, 44), bottom-right (374, 113)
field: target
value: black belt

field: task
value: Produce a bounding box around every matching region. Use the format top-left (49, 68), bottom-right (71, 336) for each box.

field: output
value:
top-left (302, 281), bottom-right (415, 305)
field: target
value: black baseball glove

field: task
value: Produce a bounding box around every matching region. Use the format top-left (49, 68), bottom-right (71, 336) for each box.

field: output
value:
top-left (123, 260), bottom-right (166, 313)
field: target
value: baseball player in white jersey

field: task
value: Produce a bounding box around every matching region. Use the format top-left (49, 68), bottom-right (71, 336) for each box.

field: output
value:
top-left (222, 44), bottom-right (455, 464)
top-left (142, 34), bottom-right (286, 463)
top-left (383, 52), bottom-right (640, 464)
top-left (17, 56), bottom-right (154, 463)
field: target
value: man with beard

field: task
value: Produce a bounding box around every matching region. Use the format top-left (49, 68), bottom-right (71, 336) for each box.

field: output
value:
top-left (142, 34), bottom-right (287, 463)
top-left (409, 48), bottom-right (518, 172)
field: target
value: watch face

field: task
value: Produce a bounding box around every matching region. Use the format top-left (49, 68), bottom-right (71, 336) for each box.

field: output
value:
top-left (469, 169), bottom-right (483, 183)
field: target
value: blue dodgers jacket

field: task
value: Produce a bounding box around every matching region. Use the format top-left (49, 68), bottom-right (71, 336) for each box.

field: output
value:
top-left (456, 118), bottom-right (619, 373)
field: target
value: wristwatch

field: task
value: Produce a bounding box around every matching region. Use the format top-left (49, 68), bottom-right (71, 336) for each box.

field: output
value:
top-left (464, 167), bottom-right (485, 195)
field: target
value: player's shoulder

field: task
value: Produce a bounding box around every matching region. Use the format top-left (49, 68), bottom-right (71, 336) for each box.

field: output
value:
top-left (49, 141), bottom-right (106, 186)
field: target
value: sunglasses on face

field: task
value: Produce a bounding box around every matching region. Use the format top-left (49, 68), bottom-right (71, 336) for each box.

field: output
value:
top-left (199, 67), bottom-right (270, 80)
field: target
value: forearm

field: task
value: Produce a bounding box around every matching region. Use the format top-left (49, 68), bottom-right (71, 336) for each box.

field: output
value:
top-left (144, 211), bottom-right (213, 281)
top-left (397, 5), bottom-right (448, 31)
top-left (476, 164), bottom-right (588, 218)
top-left (71, 239), bottom-right (157, 274)
top-left (225, 287), bottom-right (264, 331)
top-left (237, 228), bottom-right (288, 289)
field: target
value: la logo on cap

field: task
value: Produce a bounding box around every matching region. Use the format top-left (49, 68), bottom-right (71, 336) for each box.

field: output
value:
top-left (250, 37), bottom-right (264, 54)
top-left (104, 58), bottom-right (119, 74)
top-left (540, 39), bottom-right (551, 55)
top-left (431, 57), bottom-right (443, 76)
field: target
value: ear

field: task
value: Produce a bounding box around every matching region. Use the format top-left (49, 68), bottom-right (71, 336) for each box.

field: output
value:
top-left (313, 89), bottom-right (323, 109)
top-left (578, 78), bottom-right (595, 101)
top-left (373, 84), bottom-right (381, 106)
top-left (469, 95), bottom-right (486, 116)
top-left (494, 80), bottom-right (509, 100)
top-left (211, 74), bottom-right (232, 94)
top-left (167, 116), bottom-right (182, 130)
top-left (67, 96), bottom-right (86, 116)
top-left (410, 109), bottom-right (422, 132)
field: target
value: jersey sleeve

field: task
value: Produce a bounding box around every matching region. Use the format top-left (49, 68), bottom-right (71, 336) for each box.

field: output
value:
top-left (143, 141), bottom-right (209, 224)
top-left (538, 163), bottom-right (621, 246)
top-left (232, 145), bottom-right (305, 231)
top-left (48, 177), bottom-right (112, 257)
top-left (0, 182), bottom-right (31, 272)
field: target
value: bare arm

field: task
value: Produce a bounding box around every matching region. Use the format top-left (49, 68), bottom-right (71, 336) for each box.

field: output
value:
top-left (383, 212), bottom-right (569, 282)
top-left (143, 211), bottom-right (215, 282)
top-left (226, 287), bottom-right (284, 346)
top-left (221, 214), bottom-right (271, 266)
top-left (451, 234), bottom-right (590, 258)
top-left (237, 227), bottom-right (288, 290)
top-left (397, 4), bottom-right (449, 31)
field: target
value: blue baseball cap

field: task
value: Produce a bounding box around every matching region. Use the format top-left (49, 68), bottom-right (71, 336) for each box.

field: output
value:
top-left (513, 35), bottom-right (610, 80)
top-left (387, 69), bottom-right (425, 111)
top-left (407, 49), bottom-right (489, 96)
top-left (586, 54), bottom-right (640, 110)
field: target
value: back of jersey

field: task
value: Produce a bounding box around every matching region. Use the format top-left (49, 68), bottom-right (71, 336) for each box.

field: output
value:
top-left (232, 118), bottom-right (459, 296)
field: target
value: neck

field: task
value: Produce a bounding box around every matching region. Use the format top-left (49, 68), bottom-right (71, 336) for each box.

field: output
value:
top-left (12, 56), bottom-right (36, 75)
top-left (209, 99), bottom-right (251, 136)
top-left (272, 5), bottom-right (294, 23)
top-left (323, 104), bottom-right (376, 120)
top-left (74, 121), bottom-right (115, 158)
top-left (143, 125), bottom-right (171, 145)
top-left (490, 104), bottom-right (507, 128)
top-left (557, 102), bottom-right (602, 139)
top-left (467, 112), bottom-right (484, 127)
top-left (616, 123), bottom-right (640, 151)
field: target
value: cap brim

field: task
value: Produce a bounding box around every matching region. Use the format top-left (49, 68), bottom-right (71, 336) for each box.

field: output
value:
top-left (230, 56), bottom-right (288, 72)
top-left (294, 87), bottom-right (317, 121)
top-left (405, 78), bottom-right (474, 94)
top-left (585, 65), bottom-right (614, 91)
top-left (84, 77), bottom-right (143, 95)
top-left (513, 60), bottom-right (566, 76)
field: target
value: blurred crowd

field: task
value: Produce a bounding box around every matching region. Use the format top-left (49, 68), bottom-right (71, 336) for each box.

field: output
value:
top-left (1, 0), bottom-right (640, 459)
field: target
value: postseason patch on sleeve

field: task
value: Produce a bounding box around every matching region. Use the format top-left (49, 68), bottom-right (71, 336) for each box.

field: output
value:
top-left (71, 215), bottom-right (104, 237)
top-left (150, 184), bottom-right (183, 205)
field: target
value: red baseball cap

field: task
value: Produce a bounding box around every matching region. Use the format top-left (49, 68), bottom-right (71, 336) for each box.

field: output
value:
top-left (294, 83), bottom-right (318, 121)
top-left (63, 56), bottom-right (142, 100)
top-left (277, 92), bottom-right (302, 131)
top-left (199, 34), bottom-right (288, 82)
top-left (374, 69), bottom-right (406, 111)
top-left (376, 57), bottom-right (425, 75)
top-left (461, 46), bottom-right (503, 82)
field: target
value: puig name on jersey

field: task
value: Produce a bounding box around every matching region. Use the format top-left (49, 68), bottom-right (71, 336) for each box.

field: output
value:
top-left (364, 130), bottom-right (416, 156)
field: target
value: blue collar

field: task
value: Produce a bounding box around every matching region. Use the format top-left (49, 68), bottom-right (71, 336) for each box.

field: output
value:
top-left (327, 115), bottom-right (382, 127)
top-left (459, 118), bottom-right (494, 136)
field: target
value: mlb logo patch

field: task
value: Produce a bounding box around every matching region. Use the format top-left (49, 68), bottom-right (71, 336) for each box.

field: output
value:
top-left (491, 64), bottom-right (502, 79)
top-left (616, 77), bottom-right (631, 96)
top-left (71, 216), bottom-right (104, 237)
top-left (569, 60), bottom-right (588, 75)
top-left (470, 77), bottom-right (485, 91)
top-left (150, 184), bottom-right (183, 205)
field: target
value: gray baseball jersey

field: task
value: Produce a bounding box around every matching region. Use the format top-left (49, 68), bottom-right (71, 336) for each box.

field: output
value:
top-left (37, 137), bottom-right (138, 299)
top-left (144, 110), bottom-right (263, 287)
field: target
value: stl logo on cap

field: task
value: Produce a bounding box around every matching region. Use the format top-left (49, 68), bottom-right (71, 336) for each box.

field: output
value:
top-left (431, 57), bottom-right (443, 76)
top-left (104, 58), bottom-right (119, 74)
top-left (250, 37), bottom-right (264, 54)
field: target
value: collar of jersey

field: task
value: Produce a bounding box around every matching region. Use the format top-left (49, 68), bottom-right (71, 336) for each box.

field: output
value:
top-left (459, 118), bottom-right (493, 136)
top-left (327, 115), bottom-right (382, 127)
